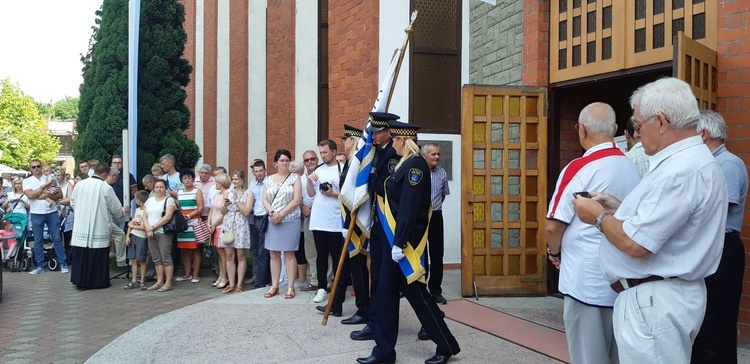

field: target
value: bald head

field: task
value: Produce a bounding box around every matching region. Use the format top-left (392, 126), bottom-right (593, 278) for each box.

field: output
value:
top-left (579, 102), bottom-right (617, 137)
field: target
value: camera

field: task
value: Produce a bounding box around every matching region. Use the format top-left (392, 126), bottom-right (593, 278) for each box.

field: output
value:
top-left (319, 182), bottom-right (331, 192)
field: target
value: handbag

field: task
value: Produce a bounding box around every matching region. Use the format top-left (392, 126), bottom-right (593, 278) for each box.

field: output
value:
top-left (257, 214), bottom-right (269, 233)
top-left (221, 229), bottom-right (235, 246)
top-left (193, 219), bottom-right (211, 243)
top-left (162, 197), bottom-right (188, 234)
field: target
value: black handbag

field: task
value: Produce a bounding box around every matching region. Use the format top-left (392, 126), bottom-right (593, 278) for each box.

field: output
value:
top-left (257, 214), bottom-right (269, 233)
top-left (162, 197), bottom-right (188, 234)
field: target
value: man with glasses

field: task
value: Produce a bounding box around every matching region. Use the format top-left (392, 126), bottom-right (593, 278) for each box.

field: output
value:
top-left (624, 117), bottom-right (648, 177)
top-left (110, 155), bottom-right (137, 266)
top-left (573, 78), bottom-right (728, 362)
top-left (24, 159), bottom-right (67, 275)
top-left (300, 150), bottom-right (325, 291)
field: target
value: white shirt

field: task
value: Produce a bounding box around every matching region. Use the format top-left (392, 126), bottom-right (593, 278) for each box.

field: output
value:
top-left (600, 136), bottom-right (727, 282)
top-left (300, 171), bottom-right (314, 207)
top-left (309, 162), bottom-right (342, 232)
top-left (625, 142), bottom-right (649, 177)
top-left (547, 142), bottom-right (640, 306)
top-left (144, 196), bottom-right (177, 234)
top-left (23, 175), bottom-right (57, 214)
top-left (6, 192), bottom-right (29, 215)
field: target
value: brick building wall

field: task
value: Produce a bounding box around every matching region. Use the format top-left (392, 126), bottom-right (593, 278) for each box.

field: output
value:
top-left (182, 0), bottom-right (196, 141)
top-left (228, 2), bottom-right (248, 172)
top-left (716, 0), bottom-right (750, 340)
top-left (201, 1), bottom-right (217, 168)
top-left (468, 0), bottom-right (523, 85)
top-left (265, 0), bottom-right (296, 166)
top-left (327, 0), bottom-right (379, 136)
top-left (521, 0), bottom-right (549, 87)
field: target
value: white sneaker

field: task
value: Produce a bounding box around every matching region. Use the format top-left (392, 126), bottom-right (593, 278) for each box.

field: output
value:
top-left (313, 288), bottom-right (328, 303)
top-left (29, 266), bottom-right (44, 275)
top-left (60, 265), bottom-right (69, 274)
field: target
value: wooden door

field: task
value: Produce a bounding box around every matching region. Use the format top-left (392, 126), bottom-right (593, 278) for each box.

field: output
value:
top-left (673, 31), bottom-right (718, 110)
top-left (461, 86), bottom-right (548, 296)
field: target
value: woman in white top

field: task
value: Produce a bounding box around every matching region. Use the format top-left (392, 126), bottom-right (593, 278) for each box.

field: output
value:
top-left (3, 179), bottom-right (29, 215)
top-left (143, 179), bottom-right (177, 292)
top-left (262, 149), bottom-right (302, 299)
top-left (207, 173), bottom-right (231, 289)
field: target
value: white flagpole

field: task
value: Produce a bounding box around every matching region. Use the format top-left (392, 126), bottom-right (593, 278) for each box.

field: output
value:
top-left (127, 0), bottom-right (140, 189)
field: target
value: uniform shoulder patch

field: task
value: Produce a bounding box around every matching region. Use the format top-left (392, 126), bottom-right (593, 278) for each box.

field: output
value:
top-left (408, 168), bottom-right (423, 186)
top-left (388, 158), bottom-right (399, 174)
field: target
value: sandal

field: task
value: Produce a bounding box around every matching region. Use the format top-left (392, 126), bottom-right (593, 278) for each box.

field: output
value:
top-left (216, 280), bottom-right (228, 289)
top-left (138, 282), bottom-right (148, 290)
top-left (147, 283), bottom-right (163, 291)
top-left (264, 286), bottom-right (279, 298)
top-left (222, 285), bottom-right (235, 294)
top-left (285, 288), bottom-right (295, 299)
top-left (157, 285), bottom-right (173, 292)
top-left (123, 281), bottom-right (137, 290)
top-left (234, 286), bottom-right (243, 293)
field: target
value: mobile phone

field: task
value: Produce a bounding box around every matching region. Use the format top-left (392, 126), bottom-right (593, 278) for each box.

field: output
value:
top-left (573, 191), bottom-right (590, 198)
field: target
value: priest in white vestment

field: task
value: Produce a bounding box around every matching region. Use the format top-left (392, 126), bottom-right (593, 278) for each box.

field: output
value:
top-left (70, 164), bottom-right (129, 289)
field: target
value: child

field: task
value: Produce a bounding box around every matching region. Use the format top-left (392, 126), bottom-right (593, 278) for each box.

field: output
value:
top-left (41, 165), bottom-right (61, 207)
top-left (124, 190), bottom-right (150, 290)
top-left (0, 219), bottom-right (17, 262)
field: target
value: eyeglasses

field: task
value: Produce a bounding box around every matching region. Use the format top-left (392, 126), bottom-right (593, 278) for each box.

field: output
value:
top-left (633, 115), bottom-right (657, 133)
top-left (112, 161), bottom-right (123, 164)
top-left (30, 165), bottom-right (41, 169)
top-left (303, 157), bottom-right (317, 163)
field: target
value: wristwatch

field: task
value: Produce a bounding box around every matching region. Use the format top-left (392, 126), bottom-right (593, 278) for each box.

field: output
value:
top-left (546, 246), bottom-right (561, 258)
top-left (595, 212), bottom-right (612, 232)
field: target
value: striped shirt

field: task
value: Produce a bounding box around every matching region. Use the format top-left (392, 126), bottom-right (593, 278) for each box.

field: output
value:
top-left (430, 166), bottom-right (449, 211)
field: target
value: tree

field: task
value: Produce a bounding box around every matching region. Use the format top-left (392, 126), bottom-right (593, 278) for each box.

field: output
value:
top-left (75, 0), bottom-right (199, 177)
top-left (0, 78), bottom-right (61, 169)
top-left (37, 97), bottom-right (80, 120)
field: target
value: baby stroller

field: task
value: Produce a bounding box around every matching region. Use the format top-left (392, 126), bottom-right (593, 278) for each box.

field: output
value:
top-left (2, 212), bottom-right (31, 273)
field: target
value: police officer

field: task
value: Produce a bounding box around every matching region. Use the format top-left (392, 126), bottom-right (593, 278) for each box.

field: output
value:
top-left (357, 121), bottom-right (460, 364)
top-left (350, 112), bottom-right (400, 341)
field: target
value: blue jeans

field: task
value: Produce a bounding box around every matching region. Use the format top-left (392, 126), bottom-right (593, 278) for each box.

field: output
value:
top-left (31, 212), bottom-right (66, 267)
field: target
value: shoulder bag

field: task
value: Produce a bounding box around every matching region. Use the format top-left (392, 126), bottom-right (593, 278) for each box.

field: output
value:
top-left (162, 197), bottom-right (188, 234)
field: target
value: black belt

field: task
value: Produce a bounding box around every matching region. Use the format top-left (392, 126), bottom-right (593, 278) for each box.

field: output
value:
top-left (610, 275), bottom-right (668, 293)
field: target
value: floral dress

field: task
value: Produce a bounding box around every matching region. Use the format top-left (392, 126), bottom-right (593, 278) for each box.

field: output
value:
top-left (221, 188), bottom-right (251, 249)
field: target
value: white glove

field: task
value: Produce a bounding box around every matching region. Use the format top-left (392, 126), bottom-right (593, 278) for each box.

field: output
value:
top-left (391, 246), bottom-right (405, 262)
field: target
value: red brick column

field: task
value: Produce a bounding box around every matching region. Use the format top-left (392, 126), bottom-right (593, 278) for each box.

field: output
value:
top-left (266, 0), bottom-right (296, 166)
top-left (522, 0), bottom-right (549, 87)
top-left (229, 2), bottom-right (248, 172)
top-left (328, 0), bottom-right (379, 137)
top-left (717, 0), bottom-right (750, 341)
top-left (182, 0), bottom-right (196, 141)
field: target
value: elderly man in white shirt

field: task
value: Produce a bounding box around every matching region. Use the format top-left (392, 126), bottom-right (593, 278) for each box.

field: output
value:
top-left (546, 102), bottom-right (640, 364)
top-left (573, 77), bottom-right (727, 363)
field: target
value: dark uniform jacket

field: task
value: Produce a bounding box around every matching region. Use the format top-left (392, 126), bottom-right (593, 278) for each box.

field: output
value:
top-left (386, 155), bottom-right (431, 249)
top-left (370, 140), bottom-right (399, 199)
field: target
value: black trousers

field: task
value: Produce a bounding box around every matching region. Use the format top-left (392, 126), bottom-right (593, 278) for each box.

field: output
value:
top-left (365, 221), bottom-right (386, 329)
top-left (314, 230), bottom-right (349, 311)
top-left (371, 246), bottom-right (460, 360)
top-left (692, 231), bottom-right (744, 364)
top-left (249, 222), bottom-right (271, 288)
top-left (425, 211), bottom-right (445, 295)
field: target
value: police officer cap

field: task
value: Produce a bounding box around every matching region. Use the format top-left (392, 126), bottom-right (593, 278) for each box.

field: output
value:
top-left (368, 112), bottom-right (400, 132)
top-left (342, 124), bottom-right (363, 139)
top-left (388, 120), bottom-right (421, 137)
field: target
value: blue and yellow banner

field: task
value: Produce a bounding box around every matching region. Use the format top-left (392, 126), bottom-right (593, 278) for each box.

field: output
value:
top-left (377, 194), bottom-right (431, 284)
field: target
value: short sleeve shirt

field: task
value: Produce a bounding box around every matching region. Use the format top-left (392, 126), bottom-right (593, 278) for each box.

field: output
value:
top-left (23, 175), bottom-right (58, 214)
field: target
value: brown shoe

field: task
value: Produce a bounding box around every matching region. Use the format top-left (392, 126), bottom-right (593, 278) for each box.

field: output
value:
top-left (300, 284), bottom-right (319, 292)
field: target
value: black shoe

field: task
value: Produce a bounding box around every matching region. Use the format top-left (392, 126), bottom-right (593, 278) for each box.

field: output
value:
top-left (356, 355), bottom-right (395, 364)
top-left (418, 326), bottom-right (429, 341)
top-left (433, 294), bottom-right (447, 305)
top-left (341, 314), bottom-right (367, 325)
top-left (350, 325), bottom-right (375, 341)
top-left (424, 354), bottom-right (451, 364)
top-left (315, 305), bottom-right (342, 317)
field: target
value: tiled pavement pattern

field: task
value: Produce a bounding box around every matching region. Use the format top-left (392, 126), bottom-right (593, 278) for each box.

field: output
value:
top-left (0, 267), bottom-right (222, 363)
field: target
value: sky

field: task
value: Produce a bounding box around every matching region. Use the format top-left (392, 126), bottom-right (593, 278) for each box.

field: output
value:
top-left (0, 0), bottom-right (103, 103)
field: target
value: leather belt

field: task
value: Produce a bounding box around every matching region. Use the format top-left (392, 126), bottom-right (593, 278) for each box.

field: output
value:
top-left (610, 275), bottom-right (666, 293)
